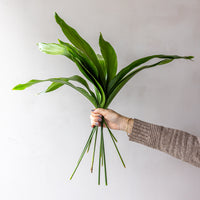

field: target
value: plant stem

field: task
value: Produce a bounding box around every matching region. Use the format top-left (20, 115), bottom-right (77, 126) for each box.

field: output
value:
top-left (87, 128), bottom-right (95, 153)
top-left (101, 120), bottom-right (108, 185)
top-left (104, 120), bottom-right (118, 142)
top-left (70, 127), bottom-right (96, 180)
top-left (98, 125), bottom-right (103, 185)
top-left (103, 119), bottom-right (126, 168)
top-left (91, 127), bottom-right (98, 173)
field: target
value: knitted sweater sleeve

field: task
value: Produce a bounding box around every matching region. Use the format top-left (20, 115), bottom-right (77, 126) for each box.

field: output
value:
top-left (128, 118), bottom-right (200, 168)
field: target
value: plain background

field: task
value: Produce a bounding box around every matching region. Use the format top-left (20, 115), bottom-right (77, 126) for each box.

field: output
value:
top-left (0, 0), bottom-right (200, 199)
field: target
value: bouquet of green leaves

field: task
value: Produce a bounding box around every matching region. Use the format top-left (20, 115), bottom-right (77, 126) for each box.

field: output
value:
top-left (13, 13), bottom-right (193, 185)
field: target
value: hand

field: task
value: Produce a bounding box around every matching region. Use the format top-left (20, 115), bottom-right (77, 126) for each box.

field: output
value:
top-left (90, 108), bottom-right (134, 133)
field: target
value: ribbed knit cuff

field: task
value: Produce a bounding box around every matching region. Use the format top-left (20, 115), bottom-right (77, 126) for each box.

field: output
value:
top-left (128, 118), bottom-right (161, 148)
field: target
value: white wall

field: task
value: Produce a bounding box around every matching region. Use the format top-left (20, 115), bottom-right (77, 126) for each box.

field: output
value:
top-left (1, 0), bottom-right (200, 199)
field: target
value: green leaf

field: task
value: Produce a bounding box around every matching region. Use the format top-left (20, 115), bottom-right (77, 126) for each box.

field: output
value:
top-left (37, 43), bottom-right (69, 55)
top-left (13, 77), bottom-right (97, 107)
top-left (55, 13), bottom-right (105, 85)
top-left (68, 51), bottom-right (105, 107)
top-left (99, 33), bottom-right (118, 85)
top-left (37, 41), bottom-right (97, 84)
top-left (105, 58), bottom-right (188, 108)
top-left (94, 86), bottom-right (101, 107)
top-left (70, 57), bottom-right (105, 107)
top-left (59, 39), bottom-right (99, 78)
top-left (45, 82), bottom-right (64, 92)
top-left (58, 75), bottom-right (96, 98)
top-left (13, 80), bottom-right (43, 90)
top-left (55, 13), bottom-right (98, 64)
top-left (37, 42), bottom-right (103, 103)
top-left (107, 55), bottom-right (194, 94)
top-left (97, 54), bottom-right (106, 79)
top-left (55, 41), bottom-right (105, 107)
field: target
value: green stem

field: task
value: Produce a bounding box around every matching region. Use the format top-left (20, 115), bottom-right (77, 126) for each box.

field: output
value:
top-left (98, 125), bottom-right (103, 185)
top-left (91, 127), bottom-right (98, 173)
top-left (101, 134), bottom-right (103, 166)
top-left (87, 128), bottom-right (95, 153)
top-left (104, 120), bottom-right (118, 142)
top-left (103, 119), bottom-right (126, 168)
top-left (70, 127), bottom-right (96, 180)
top-left (101, 120), bottom-right (108, 185)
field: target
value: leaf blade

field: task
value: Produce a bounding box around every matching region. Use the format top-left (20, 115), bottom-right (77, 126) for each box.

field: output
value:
top-left (13, 77), bottom-right (97, 107)
top-left (105, 57), bottom-right (193, 108)
top-left (45, 82), bottom-right (64, 92)
top-left (99, 33), bottom-right (118, 85)
top-left (55, 13), bottom-right (106, 87)
top-left (108, 55), bottom-right (194, 94)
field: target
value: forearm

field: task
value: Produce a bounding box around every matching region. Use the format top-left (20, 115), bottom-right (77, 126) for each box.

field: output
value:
top-left (127, 118), bottom-right (200, 168)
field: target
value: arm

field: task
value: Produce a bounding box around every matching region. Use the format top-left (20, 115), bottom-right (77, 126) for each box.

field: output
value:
top-left (90, 108), bottom-right (200, 168)
top-left (129, 118), bottom-right (200, 168)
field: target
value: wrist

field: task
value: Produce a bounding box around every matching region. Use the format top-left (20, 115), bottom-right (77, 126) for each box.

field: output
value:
top-left (120, 117), bottom-right (134, 134)
top-left (126, 118), bottom-right (134, 134)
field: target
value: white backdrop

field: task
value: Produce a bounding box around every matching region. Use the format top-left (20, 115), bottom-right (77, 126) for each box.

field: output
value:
top-left (1, 0), bottom-right (200, 199)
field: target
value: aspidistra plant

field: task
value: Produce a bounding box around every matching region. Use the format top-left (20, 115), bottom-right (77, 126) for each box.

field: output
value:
top-left (13, 12), bottom-right (194, 185)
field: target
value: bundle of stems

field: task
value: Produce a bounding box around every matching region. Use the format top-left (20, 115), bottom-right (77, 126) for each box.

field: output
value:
top-left (13, 12), bottom-right (193, 185)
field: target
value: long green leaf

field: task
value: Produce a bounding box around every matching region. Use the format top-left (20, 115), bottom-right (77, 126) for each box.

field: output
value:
top-left (99, 33), bottom-right (118, 86)
top-left (59, 39), bottom-right (98, 78)
top-left (37, 42), bottom-right (69, 55)
top-left (94, 86), bottom-right (101, 107)
top-left (45, 75), bottom-right (95, 95)
top-left (107, 55), bottom-right (193, 94)
top-left (57, 41), bottom-right (105, 107)
top-left (45, 82), bottom-right (64, 92)
top-left (55, 13), bottom-right (105, 86)
top-left (71, 54), bottom-right (105, 107)
top-left (37, 42), bottom-right (92, 83)
top-left (65, 75), bottom-right (96, 99)
top-left (105, 58), bottom-right (181, 108)
top-left (37, 43), bottom-right (105, 107)
top-left (37, 42), bottom-right (97, 84)
top-left (73, 58), bottom-right (105, 107)
top-left (97, 54), bottom-right (106, 78)
top-left (13, 78), bottom-right (97, 107)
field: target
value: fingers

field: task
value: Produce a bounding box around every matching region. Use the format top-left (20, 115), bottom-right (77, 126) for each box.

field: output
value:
top-left (90, 111), bottom-right (103, 127)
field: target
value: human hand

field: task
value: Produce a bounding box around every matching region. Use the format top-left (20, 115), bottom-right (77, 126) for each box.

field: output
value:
top-left (90, 108), bottom-right (134, 133)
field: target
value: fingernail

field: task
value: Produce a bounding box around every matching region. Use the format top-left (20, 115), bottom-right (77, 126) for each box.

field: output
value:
top-left (98, 118), bottom-right (102, 122)
top-left (95, 122), bottom-right (99, 126)
top-left (91, 109), bottom-right (95, 112)
top-left (98, 114), bottom-right (102, 118)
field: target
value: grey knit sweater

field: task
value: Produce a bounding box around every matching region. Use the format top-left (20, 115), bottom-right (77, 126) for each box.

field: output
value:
top-left (129, 118), bottom-right (200, 168)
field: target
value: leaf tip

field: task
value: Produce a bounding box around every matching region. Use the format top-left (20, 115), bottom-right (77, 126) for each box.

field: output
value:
top-left (99, 32), bottom-right (103, 40)
top-left (54, 12), bottom-right (60, 23)
top-left (12, 85), bottom-right (22, 90)
top-left (54, 12), bottom-right (58, 18)
top-left (186, 56), bottom-right (194, 60)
